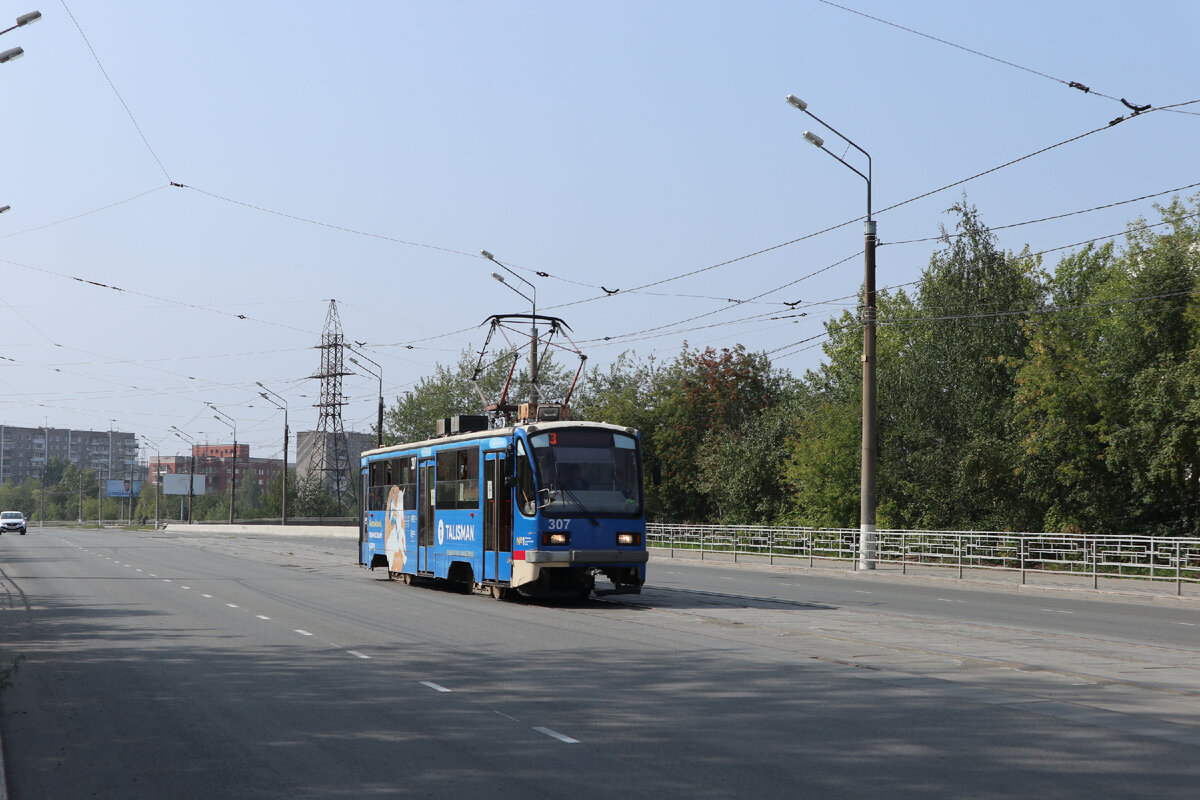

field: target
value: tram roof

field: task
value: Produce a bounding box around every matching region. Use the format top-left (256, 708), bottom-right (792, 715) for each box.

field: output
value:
top-left (360, 419), bottom-right (638, 460)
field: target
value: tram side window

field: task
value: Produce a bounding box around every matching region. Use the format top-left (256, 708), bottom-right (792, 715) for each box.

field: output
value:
top-left (395, 457), bottom-right (418, 510)
top-left (515, 439), bottom-right (536, 517)
top-left (369, 457), bottom-right (418, 510)
top-left (368, 460), bottom-right (388, 510)
top-left (435, 447), bottom-right (480, 510)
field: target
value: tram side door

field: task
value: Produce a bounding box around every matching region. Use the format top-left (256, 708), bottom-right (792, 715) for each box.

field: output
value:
top-left (417, 458), bottom-right (435, 573)
top-left (483, 452), bottom-right (512, 582)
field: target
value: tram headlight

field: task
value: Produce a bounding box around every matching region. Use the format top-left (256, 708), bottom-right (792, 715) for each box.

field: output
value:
top-left (617, 532), bottom-right (641, 546)
top-left (541, 532), bottom-right (570, 546)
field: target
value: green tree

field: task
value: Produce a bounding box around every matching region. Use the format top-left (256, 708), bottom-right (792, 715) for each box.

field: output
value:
top-left (883, 201), bottom-right (1045, 530)
top-left (648, 344), bottom-right (789, 522)
top-left (293, 470), bottom-right (340, 518)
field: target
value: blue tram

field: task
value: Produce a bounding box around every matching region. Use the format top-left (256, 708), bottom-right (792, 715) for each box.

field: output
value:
top-left (358, 416), bottom-right (647, 598)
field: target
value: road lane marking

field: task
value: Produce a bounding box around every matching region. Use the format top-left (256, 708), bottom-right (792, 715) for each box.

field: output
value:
top-left (181, 586), bottom-right (191, 590)
top-left (1178, 622), bottom-right (1196, 626)
top-left (347, 651), bottom-right (370, 659)
top-left (855, 590), bottom-right (872, 594)
top-left (256, 615), bottom-right (270, 620)
top-left (163, 579), bottom-right (172, 583)
top-left (534, 727), bottom-right (579, 744)
top-left (1041, 609), bottom-right (1074, 614)
top-left (421, 681), bottom-right (451, 693)
top-left (226, 604), bottom-right (239, 608)
top-left (201, 594), bottom-right (213, 598)
top-left (295, 629), bottom-right (314, 636)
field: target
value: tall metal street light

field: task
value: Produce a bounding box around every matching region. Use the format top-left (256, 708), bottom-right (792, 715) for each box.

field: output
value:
top-left (0, 205), bottom-right (10, 214)
top-left (170, 426), bottom-right (196, 524)
top-left (482, 250), bottom-right (539, 406)
top-left (0, 10), bottom-right (41, 37)
top-left (345, 355), bottom-right (381, 450)
top-left (0, 47), bottom-right (23, 64)
top-left (256, 382), bottom-right (290, 526)
top-left (786, 93), bottom-right (878, 570)
top-left (207, 405), bottom-right (237, 525)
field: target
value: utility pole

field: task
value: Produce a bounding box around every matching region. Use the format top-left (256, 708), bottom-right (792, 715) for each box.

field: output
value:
top-left (257, 382), bottom-right (290, 525)
top-left (787, 93), bottom-right (877, 568)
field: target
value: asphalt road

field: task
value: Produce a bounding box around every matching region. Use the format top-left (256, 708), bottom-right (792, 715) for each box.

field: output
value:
top-left (2, 527), bottom-right (1199, 799)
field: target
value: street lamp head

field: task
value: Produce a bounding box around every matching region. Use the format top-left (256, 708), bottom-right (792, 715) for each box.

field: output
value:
top-left (0, 205), bottom-right (9, 214)
top-left (16, 11), bottom-right (41, 26)
top-left (492, 272), bottom-right (505, 284)
top-left (348, 357), bottom-right (360, 367)
top-left (481, 250), bottom-right (495, 261)
top-left (786, 94), bottom-right (807, 111)
top-left (0, 47), bottom-right (24, 63)
top-left (803, 131), bottom-right (825, 148)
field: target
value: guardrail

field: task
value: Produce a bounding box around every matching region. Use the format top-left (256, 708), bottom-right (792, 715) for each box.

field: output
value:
top-left (647, 523), bottom-right (1200, 596)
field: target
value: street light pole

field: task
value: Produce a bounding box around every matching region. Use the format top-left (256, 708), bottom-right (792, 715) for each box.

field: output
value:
top-left (345, 353), bottom-right (384, 449)
top-left (256, 382), bottom-right (289, 525)
top-left (171, 426), bottom-right (196, 524)
top-left (482, 250), bottom-right (539, 408)
top-left (208, 405), bottom-right (237, 526)
top-left (787, 93), bottom-right (877, 570)
top-left (0, 10), bottom-right (41, 37)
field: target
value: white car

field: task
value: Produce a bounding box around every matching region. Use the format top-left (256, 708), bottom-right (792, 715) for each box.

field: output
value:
top-left (0, 510), bottom-right (27, 534)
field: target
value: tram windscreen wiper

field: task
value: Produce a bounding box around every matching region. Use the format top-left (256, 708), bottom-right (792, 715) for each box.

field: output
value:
top-left (555, 484), bottom-right (599, 525)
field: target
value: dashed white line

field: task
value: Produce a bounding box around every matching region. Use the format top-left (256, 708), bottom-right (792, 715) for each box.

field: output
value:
top-left (347, 650), bottom-right (370, 659)
top-left (854, 590), bottom-right (872, 594)
top-left (181, 586), bottom-right (191, 590)
top-left (256, 615), bottom-right (271, 620)
top-left (295, 629), bottom-right (314, 637)
top-left (226, 604), bottom-right (239, 609)
top-left (1041, 609), bottom-right (1074, 614)
top-left (1178, 622), bottom-right (1195, 627)
top-left (533, 727), bottom-right (579, 744)
top-left (201, 594), bottom-right (213, 599)
top-left (163, 579), bottom-right (172, 583)
top-left (421, 681), bottom-right (451, 693)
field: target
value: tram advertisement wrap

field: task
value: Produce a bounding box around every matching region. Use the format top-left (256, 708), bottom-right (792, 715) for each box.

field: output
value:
top-left (385, 486), bottom-right (406, 571)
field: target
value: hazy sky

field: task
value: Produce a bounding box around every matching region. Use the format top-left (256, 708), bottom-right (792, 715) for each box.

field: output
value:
top-left (3, 0), bottom-right (1197, 461)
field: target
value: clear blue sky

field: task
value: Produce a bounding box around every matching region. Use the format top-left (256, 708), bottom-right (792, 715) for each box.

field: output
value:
top-left (3, 0), bottom-right (1197, 461)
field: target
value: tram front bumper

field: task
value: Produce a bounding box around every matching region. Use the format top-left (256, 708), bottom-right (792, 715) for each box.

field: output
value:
top-left (523, 549), bottom-right (649, 565)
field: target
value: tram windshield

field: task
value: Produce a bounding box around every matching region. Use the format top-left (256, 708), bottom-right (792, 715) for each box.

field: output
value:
top-left (528, 429), bottom-right (641, 516)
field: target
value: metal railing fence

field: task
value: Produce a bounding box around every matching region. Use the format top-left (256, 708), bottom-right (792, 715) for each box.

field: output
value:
top-left (646, 523), bottom-right (1200, 596)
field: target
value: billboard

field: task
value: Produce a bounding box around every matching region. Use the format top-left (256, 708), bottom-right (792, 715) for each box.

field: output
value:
top-left (105, 479), bottom-right (142, 498)
top-left (162, 474), bottom-right (206, 496)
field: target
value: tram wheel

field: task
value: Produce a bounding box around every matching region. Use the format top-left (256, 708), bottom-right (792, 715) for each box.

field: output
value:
top-left (490, 584), bottom-right (504, 601)
top-left (399, 573), bottom-right (413, 585)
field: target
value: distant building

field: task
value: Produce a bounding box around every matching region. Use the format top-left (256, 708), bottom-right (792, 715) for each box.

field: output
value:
top-left (151, 444), bottom-right (285, 496)
top-left (0, 425), bottom-right (137, 485)
top-left (295, 430), bottom-right (375, 489)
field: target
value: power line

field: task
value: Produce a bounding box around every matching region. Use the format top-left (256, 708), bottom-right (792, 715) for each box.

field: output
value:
top-left (60, 0), bottom-right (172, 181)
top-left (815, 0), bottom-right (1148, 111)
top-left (884, 181), bottom-right (1200, 247)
